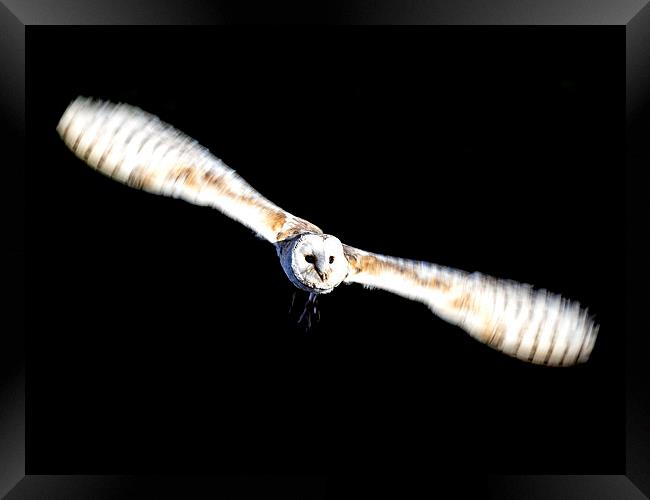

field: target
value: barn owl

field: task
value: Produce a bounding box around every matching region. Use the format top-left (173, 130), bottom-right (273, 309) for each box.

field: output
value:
top-left (56, 97), bottom-right (598, 367)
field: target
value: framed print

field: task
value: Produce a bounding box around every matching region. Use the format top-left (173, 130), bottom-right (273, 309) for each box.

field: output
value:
top-left (3, 1), bottom-right (648, 498)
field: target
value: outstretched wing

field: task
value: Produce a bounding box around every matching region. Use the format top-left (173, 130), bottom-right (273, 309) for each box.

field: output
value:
top-left (57, 97), bottom-right (321, 242)
top-left (343, 245), bottom-right (598, 366)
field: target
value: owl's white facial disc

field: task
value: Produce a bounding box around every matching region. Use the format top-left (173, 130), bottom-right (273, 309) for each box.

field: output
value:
top-left (289, 234), bottom-right (348, 293)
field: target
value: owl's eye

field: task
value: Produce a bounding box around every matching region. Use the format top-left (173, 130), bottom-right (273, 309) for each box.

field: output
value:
top-left (329, 256), bottom-right (335, 264)
top-left (305, 255), bottom-right (315, 264)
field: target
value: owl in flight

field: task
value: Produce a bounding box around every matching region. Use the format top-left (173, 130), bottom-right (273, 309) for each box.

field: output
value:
top-left (57, 97), bottom-right (598, 367)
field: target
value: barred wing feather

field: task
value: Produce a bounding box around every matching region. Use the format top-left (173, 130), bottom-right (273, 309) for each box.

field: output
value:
top-left (57, 97), bottom-right (321, 243)
top-left (343, 245), bottom-right (598, 366)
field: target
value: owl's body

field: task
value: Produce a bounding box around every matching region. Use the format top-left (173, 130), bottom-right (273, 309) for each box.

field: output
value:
top-left (57, 97), bottom-right (599, 367)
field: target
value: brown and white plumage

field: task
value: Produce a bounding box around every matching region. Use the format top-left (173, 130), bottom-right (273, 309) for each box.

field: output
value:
top-left (57, 97), bottom-right (598, 367)
top-left (57, 97), bottom-right (320, 243)
top-left (343, 246), bottom-right (597, 366)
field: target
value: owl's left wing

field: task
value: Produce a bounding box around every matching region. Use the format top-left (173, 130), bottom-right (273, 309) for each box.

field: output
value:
top-left (57, 97), bottom-right (321, 243)
top-left (343, 245), bottom-right (598, 367)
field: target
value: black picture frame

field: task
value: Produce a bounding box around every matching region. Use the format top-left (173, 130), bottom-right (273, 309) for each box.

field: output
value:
top-left (2, 1), bottom-right (648, 498)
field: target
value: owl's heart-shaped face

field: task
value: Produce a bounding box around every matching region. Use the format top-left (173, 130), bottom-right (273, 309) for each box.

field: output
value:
top-left (287, 234), bottom-right (348, 293)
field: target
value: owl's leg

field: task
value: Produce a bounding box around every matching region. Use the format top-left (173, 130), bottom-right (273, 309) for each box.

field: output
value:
top-left (288, 291), bottom-right (297, 314)
top-left (297, 292), bottom-right (320, 331)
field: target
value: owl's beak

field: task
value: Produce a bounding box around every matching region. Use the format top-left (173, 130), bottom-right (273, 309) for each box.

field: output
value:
top-left (314, 266), bottom-right (328, 282)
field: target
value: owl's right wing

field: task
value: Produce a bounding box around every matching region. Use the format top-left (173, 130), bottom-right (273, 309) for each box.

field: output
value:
top-left (57, 97), bottom-right (322, 243)
top-left (343, 245), bottom-right (598, 366)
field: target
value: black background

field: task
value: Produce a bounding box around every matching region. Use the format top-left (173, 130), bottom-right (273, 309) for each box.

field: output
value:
top-left (27, 27), bottom-right (624, 476)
